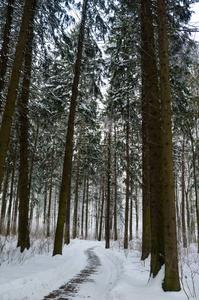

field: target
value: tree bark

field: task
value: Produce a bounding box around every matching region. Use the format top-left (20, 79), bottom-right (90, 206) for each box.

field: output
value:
top-left (6, 144), bottom-right (17, 235)
top-left (141, 0), bottom-right (164, 275)
top-left (157, 0), bottom-right (180, 291)
top-left (124, 98), bottom-right (130, 249)
top-left (0, 0), bottom-right (15, 110)
top-left (47, 144), bottom-right (54, 237)
top-left (98, 174), bottom-right (105, 242)
top-left (181, 131), bottom-right (187, 248)
top-left (114, 125), bottom-right (118, 241)
top-left (53, 0), bottom-right (88, 256)
top-left (73, 123), bottom-right (83, 239)
top-left (17, 1), bottom-right (36, 252)
top-left (105, 129), bottom-right (111, 249)
top-left (0, 0), bottom-right (35, 194)
top-left (85, 173), bottom-right (89, 240)
top-left (81, 174), bottom-right (86, 238)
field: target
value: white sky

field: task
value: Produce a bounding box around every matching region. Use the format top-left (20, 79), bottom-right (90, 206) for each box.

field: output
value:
top-left (190, 3), bottom-right (199, 42)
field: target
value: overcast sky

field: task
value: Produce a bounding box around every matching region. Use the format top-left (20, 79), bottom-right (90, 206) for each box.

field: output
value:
top-left (190, 3), bottom-right (199, 42)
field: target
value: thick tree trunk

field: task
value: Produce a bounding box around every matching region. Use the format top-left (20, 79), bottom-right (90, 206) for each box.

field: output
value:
top-left (0, 0), bottom-right (15, 110)
top-left (157, 0), bottom-right (180, 291)
top-left (0, 0), bottom-right (35, 194)
top-left (17, 2), bottom-right (35, 252)
top-left (53, 0), bottom-right (88, 256)
top-left (141, 0), bottom-right (164, 275)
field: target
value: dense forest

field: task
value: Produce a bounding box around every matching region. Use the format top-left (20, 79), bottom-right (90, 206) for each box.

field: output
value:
top-left (0, 0), bottom-right (199, 293)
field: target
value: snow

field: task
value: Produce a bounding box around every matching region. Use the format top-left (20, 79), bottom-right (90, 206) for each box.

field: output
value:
top-left (0, 237), bottom-right (198, 300)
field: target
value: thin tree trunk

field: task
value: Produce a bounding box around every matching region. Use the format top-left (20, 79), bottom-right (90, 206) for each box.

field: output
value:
top-left (47, 144), bottom-right (54, 237)
top-left (98, 174), bottom-right (105, 242)
top-left (105, 130), bottom-right (111, 249)
top-left (11, 182), bottom-right (19, 235)
top-left (29, 123), bottom-right (39, 224)
top-left (0, 162), bottom-right (10, 234)
top-left (6, 144), bottom-right (17, 235)
top-left (129, 182), bottom-right (133, 241)
top-left (85, 173), bottom-right (89, 240)
top-left (157, 0), bottom-right (180, 291)
top-left (190, 130), bottom-right (199, 251)
top-left (114, 124), bottom-right (118, 241)
top-left (53, 0), bottom-right (88, 256)
top-left (43, 184), bottom-right (48, 234)
top-left (135, 185), bottom-right (139, 238)
top-left (124, 99), bottom-right (130, 249)
top-left (64, 154), bottom-right (72, 245)
top-left (73, 123), bottom-right (83, 239)
top-left (181, 131), bottom-right (187, 248)
top-left (81, 174), bottom-right (86, 238)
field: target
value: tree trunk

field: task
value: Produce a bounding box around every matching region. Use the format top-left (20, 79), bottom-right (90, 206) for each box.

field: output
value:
top-left (0, 0), bottom-right (35, 194)
top-left (0, 161), bottom-right (10, 234)
top-left (190, 130), bottom-right (199, 251)
top-left (129, 182), bottom-right (133, 241)
top-left (47, 144), bottom-right (54, 237)
top-left (11, 182), bottom-right (19, 235)
top-left (114, 124), bottom-right (118, 241)
top-left (181, 131), bottom-right (187, 248)
top-left (17, 2), bottom-right (35, 252)
top-left (73, 123), bottom-right (83, 239)
top-left (29, 123), bottom-right (39, 225)
top-left (157, 0), bottom-right (180, 291)
top-left (53, 0), bottom-right (88, 256)
top-left (6, 144), bottom-right (17, 236)
top-left (85, 173), bottom-right (89, 240)
top-left (81, 174), bottom-right (86, 238)
top-left (141, 0), bottom-right (164, 274)
top-left (64, 154), bottom-right (72, 245)
top-left (135, 185), bottom-right (139, 238)
top-left (0, 0), bottom-right (15, 110)
top-left (124, 99), bottom-right (130, 249)
top-left (105, 130), bottom-right (111, 249)
top-left (98, 174), bottom-right (105, 242)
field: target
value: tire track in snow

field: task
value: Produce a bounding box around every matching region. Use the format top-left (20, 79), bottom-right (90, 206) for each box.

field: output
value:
top-left (42, 247), bottom-right (101, 300)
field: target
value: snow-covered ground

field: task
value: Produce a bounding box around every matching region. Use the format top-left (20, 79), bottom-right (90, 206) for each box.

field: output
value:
top-left (0, 236), bottom-right (198, 300)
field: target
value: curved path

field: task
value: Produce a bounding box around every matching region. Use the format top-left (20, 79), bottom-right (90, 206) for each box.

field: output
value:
top-left (43, 247), bottom-right (101, 299)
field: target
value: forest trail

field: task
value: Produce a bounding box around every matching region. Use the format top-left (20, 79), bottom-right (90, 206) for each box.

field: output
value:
top-left (42, 245), bottom-right (123, 300)
top-left (43, 247), bottom-right (101, 299)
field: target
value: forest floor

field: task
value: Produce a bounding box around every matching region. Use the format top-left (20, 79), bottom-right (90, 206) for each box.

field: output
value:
top-left (0, 236), bottom-right (198, 300)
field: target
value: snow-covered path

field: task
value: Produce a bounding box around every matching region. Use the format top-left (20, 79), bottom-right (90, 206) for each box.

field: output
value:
top-left (0, 239), bottom-right (195, 300)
